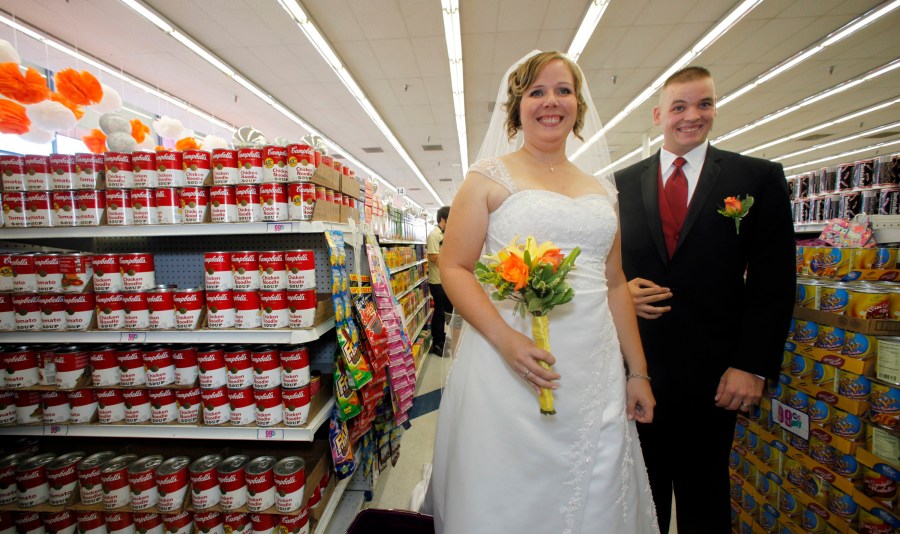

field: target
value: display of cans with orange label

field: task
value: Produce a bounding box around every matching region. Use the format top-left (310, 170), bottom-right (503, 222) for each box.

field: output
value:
top-left (25, 190), bottom-right (55, 227)
top-left (869, 380), bottom-right (899, 430)
top-left (49, 154), bottom-right (77, 190)
top-left (819, 284), bottom-right (849, 314)
top-left (212, 148), bottom-right (238, 185)
top-left (156, 150), bottom-right (184, 187)
top-left (75, 153), bottom-right (104, 189)
top-left (183, 149), bottom-right (211, 186)
top-left (131, 152), bottom-right (158, 188)
top-left (238, 148), bottom-right (263, 184)
top-left (873, 247), bottom-right (898, 269)
top-left (180, 186), bottom-right (208, 223)
top-left (210, 185), bottom-right (237, 222)
top-left (130, 187), bottom-right (157, 225)
top-left (262, 146), bottom-right (288, 183)
top-left (104, 152), bottom-right (134, 189)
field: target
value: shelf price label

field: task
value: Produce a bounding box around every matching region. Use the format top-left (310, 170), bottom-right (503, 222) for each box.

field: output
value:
top-left (120, 332), bottom-right (147, 343)
top-left (257, 429), bottom-right (284, 440)
top-left (266, 223), bottom-right (293, 233)
top-left (44, 425), bottom-right (68, 436)
top-left (771, 398), bottom-right (809, 440)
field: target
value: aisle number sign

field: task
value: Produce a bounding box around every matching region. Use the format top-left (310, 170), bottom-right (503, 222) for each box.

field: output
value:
top-left (771, 398), bottom-right (809, 440)
top-left (397, 187), bottom-right (406, 196)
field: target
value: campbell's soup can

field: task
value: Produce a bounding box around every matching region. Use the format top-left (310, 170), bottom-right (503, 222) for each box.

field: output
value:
top-left (288, 182), bottom-right (315, 221)
top-left (249, 513), bottom-right (277, 534)
top-left (235, 184), bottom-right (261, 222)
top-left (90, 347), bottom-right (120, 386)
top-left (173, 288), bottom-right (204, 330)
top-left (260, 290), bottom-right (288, 329)
top-left (259, 183), bottom-right (288, 221)
top-left (75, 153), bottom-right (104, 189)
top-left (209, 185), bottom-right (237, 223)
top-left (175, 387), bottom-right (201, 424)
top-left (96, 388), bottom-right (125, 423)
top-left (76, 452), bottom-right (117, 506)
top-left (51, 190), bottom-right (77, 227)
top-left (0, 454), bottom-right (31, 505)
top-left (122, 388), bottom-right (150, 424)
top-left (131, 152), bottom-right (157, 188)
top-left (0, 391), bottom-right (17, 424)
top-left (180, 186), bottom-right (208, 223)
top-left (147, 288), bottom-right (176, 330)
top-left (23, 155), bottom-right (50, 191)
top-left (1, 191), bottom-right (27, 227)
top-left (95, 292), bottom-right (125, 330)
top-left (205, 290), bottom-right (235, 329)
top-left (148, 388), bottom-right (177, 423)
top-left (34, 253), bottom-right (62, 293)
top-left (286, 144), bottom-right (315, 182)
top-left (45, 452), bottom-right (84, 506)
top-left (287, 290), bottom-right (317, 328)
top-left (44, 510), bottom-right (78, 534)
top-left (197, 347), bottom-right (227, 389)
top-left (155, 456), bottom-right (190, 512)
top-left (189, 455), bottom-right (222, 509)
top-left (3, 347), bottom-right (40, 388)
top-left (104, 152), bottom-right (134, 189)
top-left (204, 252), bottom-right (233, 290)
top-left (130, 188), bottom-right (157, 225)
top-left (194, 512), bottom-right (223, 534)
top-left (251, 346), bottom-right (281, 389)
top-left (155, 187), bottom-right (182, 224)
top-left (15, 453), bottom-right (55, 507)
top-left (117, 346), bottom-right (146, 386)
top-left (41, 390), bottom-right (69, 423)
top-left (282, 385), bottom-right (311, 427)
top-left (182, 149), bottom-right (211, 186)
top-left (261, 146), bottom-right (288, 184)
top-left (105, 188), bottom-right (133, 226)
top-left (133, 514), bottom-right (162, 534)
top-left (172, 346), bottom-right (198, 386)
top-left (12, 293), bottom-right (41, 331)
top-left (54, 347), bottom-right (88, 388)
top-left (143, 345), bottom-right (175, 387)
top-left (38, 294), bottom-right (65, 331)
top-left (227, 388), bottom-right (255, 426)
top-left (75, 189), bottom-right (106, 226)
top-left (279, 510), bottom-right (309, 534)
top-left (63, 292), bottom-right (94, 330)
top-left (76, 511), bottom-right (106, 534)
top-left (13, 512), bottom-right (43, 534)
top-left (161, 511), bottom-right (192, 534)
top-left (15, 390), bottom-right (41, 423)
top-left (127, 455), bottom-right (162, 511)
top-left (258, 251), bottom-right (287, 290)
top-left (0, 293), bottom-right (11, 331)
top-left (59, 252), bottom-right (92, 293)
top-left (284, 250), bottom-right (315, 290)
top-left (232, 251), bottom-right (261, 291)
top-left (100, 454), bottom-right (136, 508)
top-left (122, 291), bottom-right (150, 330)
top-left (155, 150), bottom-right (184, 187)
top-left (0, 253), bottom-right (12, 291)
top-left (201, 386), bottom-right (230, 425)
top-left (233, 290), bottom-right (261, 329)
top-left (225, 513), bottom-right (250, 534)
top-left (26, 190), bottom-right (55, 227)
top-left (237, 148), bottom-right (263, 185)
top-left (68, 388), bottom-right (97, 424)
top-left (253, 387), bottom-right (282, 427)
top-left (224, 347), bottom-right (252, 389)
top-left (273, 457), bottom-right (304, 513)
top-left (120, 253), bottom-right (155, 291)
top-left (218, 456), bottom-right (249, 511)
top-left (49, 154), bottom-right (77, 190)
top-left (212, 148), bottom-right (238, 185)
top-left (245, 456), bottom-right (277, 512)
top-left (91, 254), bottom-right (122, 292)
top-left (280, 346), bottom-right (310, 388)
top-left (11, 253), bottom-right (37, 292)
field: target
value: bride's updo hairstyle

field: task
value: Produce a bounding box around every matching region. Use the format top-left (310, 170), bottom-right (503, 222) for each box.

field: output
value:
top-left (503, 51), bottom-right (587, 142)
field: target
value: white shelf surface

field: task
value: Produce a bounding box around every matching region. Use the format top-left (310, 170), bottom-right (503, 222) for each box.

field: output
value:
top-left (395, 277), bottom-right (427, 300)
top-left (388, 259), bottom-right (427, 275)
top-left (315, 476), bottom-right (355, 534)
top-left (0, 398), bottom-right (334, 441)
top-left (0, 319), bottom-right (335, 344)
top-left (379, 238), bottom-right (424, 245)
top-left (794, 223), bottom-right (825, 234)
top-left (0, 221), bottom-right (356, 239)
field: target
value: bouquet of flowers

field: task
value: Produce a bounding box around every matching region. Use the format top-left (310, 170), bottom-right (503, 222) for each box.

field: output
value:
top-left (475, 236), bottom-right (580, 415)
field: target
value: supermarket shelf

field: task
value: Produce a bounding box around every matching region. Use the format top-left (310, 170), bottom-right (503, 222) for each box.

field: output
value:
top-left (0, 221), bottom-right (356, 239)
top-left (794, 223), bottom-right (825, 234)
top-left (403, 299), bottom-right (428, 327)
top-left (388, 259), bottom-right (427, 275)
top-left (315, 477), bottom-right (355, 534)
top-left (0, 398), bottom-right (334, 441)
top-left (395, 277), bottom-right (427, 300)
top-left (795, 215), bottom-right (900, 243)
top-left (378, 238), bottom-right (424, 245)
top-left (411, 309), bottom-right (433, 343)
top-left (0, 318), bottom-right (335, 344)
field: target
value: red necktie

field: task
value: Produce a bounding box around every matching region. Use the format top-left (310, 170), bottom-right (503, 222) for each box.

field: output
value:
top-left (665, 157), bottom-right (688, 229)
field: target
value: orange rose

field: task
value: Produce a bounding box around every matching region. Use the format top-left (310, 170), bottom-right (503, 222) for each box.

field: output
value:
top-left (537, 248), bottom-right (564, 271)
top-left (497, 254), bottom-right (529, 290)
top-left (723, 196), bottom-right (743, 215)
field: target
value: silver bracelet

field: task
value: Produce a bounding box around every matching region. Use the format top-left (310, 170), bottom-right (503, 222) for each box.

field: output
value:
top-left (627, 372), bottom-right (651, 382)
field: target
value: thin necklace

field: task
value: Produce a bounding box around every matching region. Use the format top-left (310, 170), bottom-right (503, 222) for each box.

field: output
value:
top-left (522, 145), bottom-right (565, 173)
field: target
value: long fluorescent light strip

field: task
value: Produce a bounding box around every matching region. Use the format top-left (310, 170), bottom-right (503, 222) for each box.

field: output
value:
top-left (275, 0), bottom-right (442, 206)
top-left (441, 0), bottom-right (468, 175)
top-left (771, 121), bottom-right (900, 162)
top-left (566, 0), bottom-right (611, 62)
top-left (783, 139), bottom-right (900, 172)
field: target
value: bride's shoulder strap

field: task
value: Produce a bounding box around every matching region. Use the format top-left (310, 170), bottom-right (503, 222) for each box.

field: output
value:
top-left (468, 158), bottom-right (517, 194)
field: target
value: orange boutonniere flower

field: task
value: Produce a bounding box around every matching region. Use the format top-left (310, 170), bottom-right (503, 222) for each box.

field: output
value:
top-left (718, 195), bottom-right (754, 234)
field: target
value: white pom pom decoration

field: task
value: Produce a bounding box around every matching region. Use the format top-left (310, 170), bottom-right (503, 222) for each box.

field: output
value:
top-left (26, 101), bottom-right (77, 132)
top-left (153, 115), bottom-right (186, 140)
top-left (136, 134), bottom-right (157, 150)
top-left (272, 136), bottom-right (290, 147)
top-left (90, 84), bottom-right (122, 114)
top-left (107, 130), bottom-right (137, 153)
top-left (199, 134), bottom-right (229, 151)
top-left (0, 40), bottom-right (20, 64)
top-left (20, 127), bottom-right (53, 145)
top-left (232, 125), bottom-right (267, 148)
top-left (99, 113), bottom-right (130, 134)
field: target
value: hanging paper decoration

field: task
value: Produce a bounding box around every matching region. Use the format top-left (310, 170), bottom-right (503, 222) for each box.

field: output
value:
top-left (0, 63), bottom-right (50, 104)
top-left (82, 128), bottom-right (107, 153)
top-left (0, 98), bottom-right (30, 134)
top-left (153, 115), bottom-right (185, 140)
top-left (20, 127), bottom-right (52, 145)
top-left (90, 83), bottom-right (122, 114)
top-left (232, 125), bottom-right (266, 148)
top-left (131, 118), bottom-right (150, 144)
top-left (0, 40), bottom-right (20, 64)
top-left (51, 92), bottom-right (84, 121)
top-left (107, 130), bottom-right (136, 153)
top-left (54, 68), bottom-right (103, 106)
top-left (175, 136), bottom-right (199, 151)
top-left (199, 134), bottom-right (228, 151)
top-left (27, 100), bottom-right (77, 132)
top-left (98, 112), bottom-right (130, 135)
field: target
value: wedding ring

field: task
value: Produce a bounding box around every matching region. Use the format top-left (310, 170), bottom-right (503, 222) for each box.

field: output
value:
top-left (740, 402), bottom-right (748, 408)
top-left (523, 370), bottom-right (532, 379)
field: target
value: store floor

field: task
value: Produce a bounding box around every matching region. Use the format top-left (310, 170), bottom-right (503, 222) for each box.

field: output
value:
top-left (365, 345), bottom-right (679, 532)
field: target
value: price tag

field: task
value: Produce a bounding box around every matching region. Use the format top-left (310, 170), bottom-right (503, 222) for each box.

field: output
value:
top-left (44, 425), bottom-right (68, 436)
top-left (771, 398), bottom-right (810, 440)
top-left (120, 332), bottom-right (146, 343)
top-left (257, 429), bottom-right (284, 440)
top-left (266, 222), bottom-right (293, 233)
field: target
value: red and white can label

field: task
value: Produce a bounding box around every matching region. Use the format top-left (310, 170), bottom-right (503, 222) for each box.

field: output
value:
top-left (38, 293), bottom-right (66, 331)
top-left (147, 289), bottom-right (176, 330)
top-left (51, 190), bottom-right (78, 227)
top-left (76, 453), bottom-right (116, 506)
top-left (143, 346), bottom-right (175, 387)
top-left (95, 291), bottom-right (126, 330)
top-left (117, 347), bottom-right (146, 387)
top-left (0, 293), bottom-right (12, 331)
top-left (90, 348), bottom-right (120, 386)
top-left (259, 251), bottom-right (287, 290)
top-left (237, 148), bottom-right (263, 185)
top-left (287, 290), bottom-right (317, 328)
top-left (54, 350), bottom-right (88, 389)
top-left (100, 462), bottom-right (132, 509)
top-left (24, 154), bottom-right (50, 190)
top-left (279, 510), bottom-right (309, 534)
top-left (253, 387), bottom-right (282, 427)
top-left (161, 511), bottom-right (193, 534)
top-left (128, 459), bottom-right (161, 511)
top-left (148, 388), bottom-right (178, 424)
top-left (15, 390), bottom-right (42, 423)
top-left (133, 513), bottom-right (162, 534)
top-left (12, 253), bottom-right (37, 292)
top-left (12, 293), bottom-right (41, 331)
top-left (190, 457), bottom-right (222, 510)
top-left (212, 148), bottom-right (239, 185)
top-left (259, 183), bottom-right (288, 221)
top-left (1, 191), bottom-right (27, 227)
top-left (155, 187), bottom-right (182, 224)
top-left (45, 455), bottom-right (82, 506)
top-left (59, 253), bottom-right (93, 293)
top-left (249, 513), bottom-right (276, 534)
top-left (175, 387), bottom-right (200, 424)
top-left (75, 153), bottom-right (104, 189)
top-left (180, 186), bottom-right (208, 223)
top-left (131, 151), bottom-right (158, 188)
top-left (260, 290), bottom-right (288, 329)
top-left (227, 388), bottom-right (255, 426)
top-left (225, 513), bottom-right (250, 534)
top-left (44, 510), bottom-right (78, 534)
top-left (174, 288), bottom-right (204, 330)
top-left (156, 150), bottom-right (185, 187)
top-left (155, 459), bottom-right (190, 513)
top-left (284, 250), bottom-right (315, 290)
top-left (38, 346), bottom-right (57, 385)
top-left (26, 190), bottom-right (55, 227)
top-left (224, 347), bottom-right (252, 389)
top-left (233, 290), bottom-right (261, 329)
top-left (96, 388), bottom-right (125, 423)
top-left (246, 469), bottom-right (275, 513)
top-left (172, 346), bottom-right (198, 386)
top-left (280, 346), bottom-right (310, 389)
top-left (262, 146), bottom-right (288, 183)
top-left (123, 388), bottom-right (150, 423)
top-left (0, 253), bottom-right (12, 292)
top-left (0, 390), bottom-right (15, 423)
top-left (206, 290), bottom-right (235, 329)
top-left (120, 253), bottom-right (155, 291)
top-left (204, 252), bottom-right (233, 291)
top-left (75, 189), bottom-right (106, 226)
top-left (288, 182), bottom-right (315, 221)
top-left (251, 348), bottom-right (281, 389)
top-left (130, 188), bottom-right (158, 225)
top-left (235, 184), bottom-right (261, 222)
top-left (64, 292), bottom-right (95, 330)
top-left (286, 144), bottom-right (315, 182)
top-left (104, 511), bottom-right (134, 534)
top-left (41, 390), bottom-right (70, 424)
top-left (183, 149), bottom-right (211, 186)
top-left (273, 458), bottom-right (304, 513)
top-left (49, 154), bottom-right (77, 190)
top-left (105, 188), bottom-right (134, 226)
top-left (77, 511), bottom-right (106, 534)
top-left (16, 458), bottom-right (53, 508)
top-left (0, 155), bottom-right (24, 190)
top-left (232, 251), bottom-right (260, 290)
top-left (92, 254), bottom-right (122, 292)
top-left (218, 465), bottom-right (248, 511)
top-left (104, 152), bottom-right (134, 189)
top-left (201, 387), bottom-right (230, 426)
top-left (198, 348), bottom-right (227, 389)
top-left (68, 388), bottom-right (97, 424)
top-left (209, 185), bottom-right (237, 222)
top-left (194, 512), bottom-right (223, 534)
top-left (35, 253), bottom-right (62, 293)
top-left (122, 291), bottom-right (150, 330)
top-left (282, 385), bottom-right (311, 427)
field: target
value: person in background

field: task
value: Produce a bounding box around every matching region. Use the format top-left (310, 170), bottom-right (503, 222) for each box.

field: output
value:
top-left (615, 66), bottom-right (795, 532)
top-left (427, 205), bottom-right (452, 356)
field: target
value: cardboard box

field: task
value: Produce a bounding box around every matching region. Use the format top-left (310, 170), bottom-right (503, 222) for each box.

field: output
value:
top-left (838, 269), bottom-right (900, 282)
top-left (310, 164), bottom-right (341, 191)
top-left (312, 200), bottom-right (342, 223)
top-left (793, 305), bottom-right (900, 335)
top-left (340, 175), bottom-right (363, 200)
top-left (785, 341), bottom-right (876, 376)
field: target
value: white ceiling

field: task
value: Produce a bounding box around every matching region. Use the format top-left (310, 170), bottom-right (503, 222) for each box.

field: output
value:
top-left (1, 0), bottom-right (898, 211)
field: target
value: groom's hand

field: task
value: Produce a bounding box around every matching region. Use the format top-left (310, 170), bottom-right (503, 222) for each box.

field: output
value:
top-left (627, 277), bottom-right (673, 319)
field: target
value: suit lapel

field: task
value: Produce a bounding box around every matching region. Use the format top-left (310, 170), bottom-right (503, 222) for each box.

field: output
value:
top-left (639, 153), bottom-right (668, 264)
top-left (676, 146), bottom-right (722, 253)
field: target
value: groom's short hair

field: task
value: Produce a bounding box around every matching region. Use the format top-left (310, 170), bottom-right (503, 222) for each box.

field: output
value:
top-left (663, 66), bottom-right (712, 88)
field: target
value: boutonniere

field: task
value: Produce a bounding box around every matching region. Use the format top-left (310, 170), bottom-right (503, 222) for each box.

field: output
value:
top-left (718, 195), bottom-right (754, 234)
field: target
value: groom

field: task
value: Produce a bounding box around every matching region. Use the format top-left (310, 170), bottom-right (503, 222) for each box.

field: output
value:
top-left (615, 66), bottom-right (795, 532)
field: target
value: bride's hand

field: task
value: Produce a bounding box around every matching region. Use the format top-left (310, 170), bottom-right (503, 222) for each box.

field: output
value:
top-left (498, 329), bottom-right (559, 395)
top-left (626, 378), bottom-right (655, 423)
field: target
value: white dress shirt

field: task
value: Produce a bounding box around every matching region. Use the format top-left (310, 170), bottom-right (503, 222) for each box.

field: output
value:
top-left (660, 142), bottom-right (709, 204)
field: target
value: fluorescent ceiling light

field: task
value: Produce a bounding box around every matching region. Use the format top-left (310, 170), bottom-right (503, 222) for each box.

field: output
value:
top-left (783, 140), bottom-right (900, 172)
top-left (771, 121), bottom-right (900, 161)
top-left (567, 0), bottom-right (611, 62)
top-left (442, 0), bottom-right (468, 174)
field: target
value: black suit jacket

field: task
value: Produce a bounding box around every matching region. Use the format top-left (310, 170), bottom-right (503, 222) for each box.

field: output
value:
top-left (615, 145), bottom-right (796, 399)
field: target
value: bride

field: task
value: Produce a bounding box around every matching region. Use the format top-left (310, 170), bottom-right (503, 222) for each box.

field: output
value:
top-left (427, 51), bottom-right (660, 533)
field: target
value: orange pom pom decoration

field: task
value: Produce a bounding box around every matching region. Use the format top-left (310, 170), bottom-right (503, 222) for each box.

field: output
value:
top-left (0, 63), bottom-right (50, 104)
top-left (51, 92), bottom-right (84, 121)
top-left (55, 68), bottom-right (102, 106)
top-left (0, 98), bottom-right (30, 134)
top-left (82, 128), bottom-right (107, 154)
top-left (131, 119), bottom-right (150, 144)
top-left (175, 137), bottom-right (200, 151)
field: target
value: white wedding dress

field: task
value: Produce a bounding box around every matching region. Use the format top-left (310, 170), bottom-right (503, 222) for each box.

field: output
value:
top-left (429, 159), bottom-right (659, 534)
